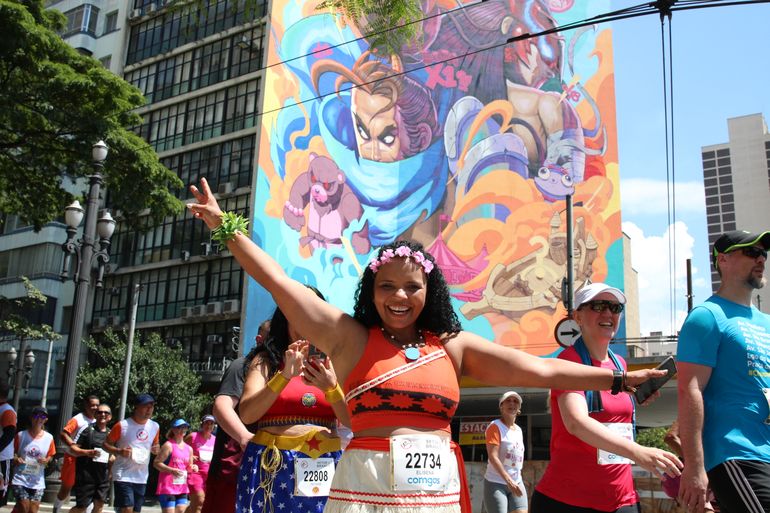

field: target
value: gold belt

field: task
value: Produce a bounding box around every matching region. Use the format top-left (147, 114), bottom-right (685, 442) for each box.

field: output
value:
top-left (251, 429), bottom-right (341, 459)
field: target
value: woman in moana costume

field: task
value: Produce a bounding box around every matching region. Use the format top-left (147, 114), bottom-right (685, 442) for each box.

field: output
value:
top-left (187, 177), bottom-right (677, 513)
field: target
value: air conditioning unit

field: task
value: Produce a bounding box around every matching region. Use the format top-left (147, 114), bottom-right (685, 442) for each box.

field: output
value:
top-left (107, 315), bottom-right (122, 327)
top-left (206, 301), bottom-right (223, 317)
top-left (92, 317), bottom-right (108, 330)
top-left (130, 8), bottom-right (141, 19)
top-left (206, 334), bottom-right (223, 345)
top-left (191, 305), bottom-right (205, 317)
top-left (217, 182), bottom-right (234, 195)
top-left (223, 299), bottom-right (240, 315)
top-left (180, 306), bottom-right (193, 319)
top-left (146, 2), bottom-right (157, 13)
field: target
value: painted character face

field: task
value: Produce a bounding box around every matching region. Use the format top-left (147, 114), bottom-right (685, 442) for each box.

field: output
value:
top-left (534, 164), bottom-right (574, 202)
top-left (373, 257), bottom-right (427, 333)
top-left (351, 89), bottom-right (407, 163)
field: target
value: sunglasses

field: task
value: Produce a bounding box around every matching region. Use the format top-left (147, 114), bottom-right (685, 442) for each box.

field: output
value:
top-left (32, 414), bottom-right (48, 420)
top-left (96, 411), bottom-right (111, 416)
top-left (581, 300), bottom-right (624, 314)
top-left (735, 246), bottom-right (768, 260)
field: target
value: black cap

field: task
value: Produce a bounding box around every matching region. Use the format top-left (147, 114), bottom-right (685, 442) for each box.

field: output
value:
top-left (713, 230), bottom-right (770, 266)
top-left (134, 393), bottom-right (155, 406)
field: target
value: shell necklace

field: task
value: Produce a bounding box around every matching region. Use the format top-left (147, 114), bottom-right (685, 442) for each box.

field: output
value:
top-left (381, 327), bottom-right (425, 361)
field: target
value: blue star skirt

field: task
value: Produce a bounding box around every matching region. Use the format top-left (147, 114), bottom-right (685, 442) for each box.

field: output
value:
top-left (236, 430), bottom-right (342, 513)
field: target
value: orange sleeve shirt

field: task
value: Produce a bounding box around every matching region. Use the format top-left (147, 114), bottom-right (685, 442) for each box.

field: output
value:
top-left (1, 409), bottom-right (16, 429)
top-left (63, 417), bottom-right (80, 436)
top-left (107, 423), bottom-right (123, 444)
top-left (485, 422), bottom-right (501, 446)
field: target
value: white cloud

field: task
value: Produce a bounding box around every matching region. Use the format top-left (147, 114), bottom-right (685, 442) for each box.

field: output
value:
top-left (622, 221), bottom-right (700, 336)
top-left (620, 178), bottom-right (705, 217)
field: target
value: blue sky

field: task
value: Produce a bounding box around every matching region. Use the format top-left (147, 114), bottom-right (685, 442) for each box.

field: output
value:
top-left (609, 1), bottom-right (770, 335)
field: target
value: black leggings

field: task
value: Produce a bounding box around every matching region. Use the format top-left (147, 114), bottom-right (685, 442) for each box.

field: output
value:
top-left (530, 490), bottom-right (642, 513)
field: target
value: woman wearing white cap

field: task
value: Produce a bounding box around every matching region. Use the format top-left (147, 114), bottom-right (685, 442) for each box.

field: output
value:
top-left (531, 283), bottom-right (682, 513)
top-left (484, 391), bottom-right (527, 513)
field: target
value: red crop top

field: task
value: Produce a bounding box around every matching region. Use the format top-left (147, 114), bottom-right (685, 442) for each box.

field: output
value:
top-left (343, 327), bottom-right (459, 433)
top-left (258, 376), bottom-right (337, 429)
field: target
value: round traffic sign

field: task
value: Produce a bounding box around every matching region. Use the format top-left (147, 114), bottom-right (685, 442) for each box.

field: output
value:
top-left (554, 318), bottom-right (581, 348)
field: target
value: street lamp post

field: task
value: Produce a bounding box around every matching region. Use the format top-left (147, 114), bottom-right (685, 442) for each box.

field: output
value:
top-left (7, 346), bottom-right (36, 410)
top-left (58, 140), bottom-right (116, 434)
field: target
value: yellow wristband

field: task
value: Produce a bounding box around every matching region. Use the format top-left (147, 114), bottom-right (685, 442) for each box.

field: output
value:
top-left (267, 372), bottom-right (290, 394)
top-left (324, 384), bottom-right (344, 404)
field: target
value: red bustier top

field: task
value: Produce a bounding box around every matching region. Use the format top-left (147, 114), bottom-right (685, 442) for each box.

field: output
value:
top-left (343, 327), bottom-right (459, 433)
top-left (258, 375), bottom-right (336, 430)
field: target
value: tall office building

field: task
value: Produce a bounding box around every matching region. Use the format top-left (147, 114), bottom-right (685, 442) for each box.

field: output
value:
top-left (85, 0), bottom-right (268, 388)
top-left (701, 113), bottom-right (770, 311)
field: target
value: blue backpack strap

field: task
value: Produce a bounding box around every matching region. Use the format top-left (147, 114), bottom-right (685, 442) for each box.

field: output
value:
top-left (574, 337), bottom-right (603, 413)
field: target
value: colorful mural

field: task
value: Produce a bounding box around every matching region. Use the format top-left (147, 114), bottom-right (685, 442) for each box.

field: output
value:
top-left (244, 0), bottom-right (624, 357)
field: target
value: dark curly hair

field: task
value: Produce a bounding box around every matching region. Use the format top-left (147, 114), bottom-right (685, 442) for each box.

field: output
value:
top-left (245, 285), bottom-right (325, 376)
top-left (353, 240), bottom-right (462, 335)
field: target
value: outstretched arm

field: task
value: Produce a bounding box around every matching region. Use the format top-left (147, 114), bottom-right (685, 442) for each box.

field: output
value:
top-left (449, 331), bottom-right (669, 391)
top-left (187, 178), bottom-right (365, 363)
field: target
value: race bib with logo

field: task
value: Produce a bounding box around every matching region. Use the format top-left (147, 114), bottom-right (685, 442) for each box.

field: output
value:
top-left (172, 470), bottom-right (188, 485)
top-left (294, 457), bottom-right (335, 497)
top-left (390, 434), bottom-right (450, 491)
top-left (21, 458), bottom-right (41, 476)
top-left (131, 447), bottom-right (150, 465)
top-left (597, 423), bottom-right (634, 465)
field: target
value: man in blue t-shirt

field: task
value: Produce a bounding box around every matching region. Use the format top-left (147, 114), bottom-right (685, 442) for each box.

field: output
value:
top-left (677, 229), bottom-right (770, 513)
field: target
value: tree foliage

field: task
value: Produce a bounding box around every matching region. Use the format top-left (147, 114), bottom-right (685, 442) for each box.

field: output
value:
top-left (636, 426), bottom-right (670, 451)
top-left (0, 277), bottom-right (61, 344)
top-left (0, 0), bottom-right (183, 231)
top-left (316, 0), bottom-right (423, 55)
top-left (75, 330), bottom-right (211, 429)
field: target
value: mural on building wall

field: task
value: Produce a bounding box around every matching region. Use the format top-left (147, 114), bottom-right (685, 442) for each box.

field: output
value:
top-left (245, 0), bottom-right (624, 357)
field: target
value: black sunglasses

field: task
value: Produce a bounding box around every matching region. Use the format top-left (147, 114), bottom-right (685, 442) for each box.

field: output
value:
top-left (737, 246), bottom-right (768, 260)
top-left (96, 411), bottom-right (111, 416)
top-left (581, 300), bottom-right (624, 314)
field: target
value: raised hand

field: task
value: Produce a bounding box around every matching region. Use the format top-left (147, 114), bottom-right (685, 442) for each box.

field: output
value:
top-left (187, 178), bottom-right (224, 230)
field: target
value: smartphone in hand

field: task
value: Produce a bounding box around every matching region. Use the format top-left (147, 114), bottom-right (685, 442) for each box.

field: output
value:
top-left (634, 356), bottom-right (677, 404)
top-left (307, 344), bottom-right (327, 369)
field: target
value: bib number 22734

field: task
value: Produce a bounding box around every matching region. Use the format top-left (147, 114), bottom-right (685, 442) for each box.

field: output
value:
top-left (390, 435), bottom-right (450, 491)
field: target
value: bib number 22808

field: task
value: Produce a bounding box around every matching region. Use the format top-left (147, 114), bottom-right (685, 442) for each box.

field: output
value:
top-left (390, 435), bottom-right (450, 491)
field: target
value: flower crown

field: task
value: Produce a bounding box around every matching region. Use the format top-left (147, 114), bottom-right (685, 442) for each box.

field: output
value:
top-left (368, 245), bottom-right (434, 274)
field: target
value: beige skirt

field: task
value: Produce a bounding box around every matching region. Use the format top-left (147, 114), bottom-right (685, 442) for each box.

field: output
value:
top-left (325, 447), bottom-right (461, 513)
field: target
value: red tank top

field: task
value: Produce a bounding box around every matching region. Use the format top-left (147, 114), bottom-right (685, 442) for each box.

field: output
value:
top-left (343, 327), bottom-right (459, 433)
top-left (259, 375), bottom-right (337, 429)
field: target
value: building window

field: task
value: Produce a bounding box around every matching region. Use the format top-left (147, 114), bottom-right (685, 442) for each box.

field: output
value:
top-left (126, 0), bottom-right (267, 65)
top-left (716, 148), bottom-right (730, 157)
top-left (0, 243), bottom-right (64, 281)
top-left (138, 78), bottom-right (261, 151)
top-left (161, 135), bottom-right (255, 199)
top-left (99, 55), bottom-right (112, 69)
top-left (63, 4), bottom-right (100, 37)
top-left (104, 11), bottom-right (118, 33)
top-left (125, 26), bottom-right (264, 105)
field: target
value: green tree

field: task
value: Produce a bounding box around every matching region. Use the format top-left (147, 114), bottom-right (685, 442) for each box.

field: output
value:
top-left (0, 277), bottom-right (61, 409)
top-left (636, 426), bottom-right (670, 451)
top-left (0, 0), bottom-right (183, 231)
top-left (316, 0), bottom-right (423, 55)
top-left (75, 330), bottom-right (212, 430)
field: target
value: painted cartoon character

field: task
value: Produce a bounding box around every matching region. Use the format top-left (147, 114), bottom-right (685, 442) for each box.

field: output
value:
top-left (283, 153), bottom-right (370, 254)
top-left (311, 51), bottom-right (440, 162)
